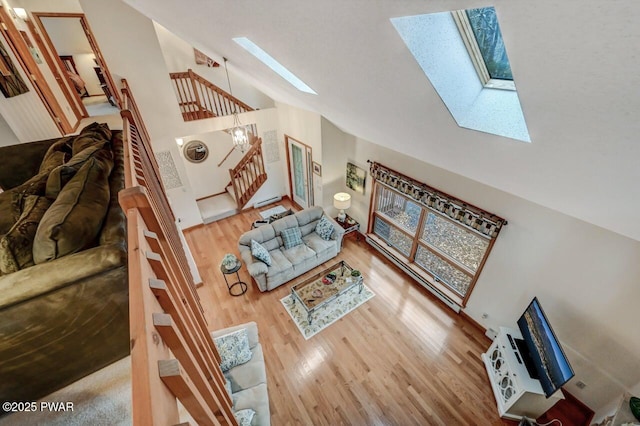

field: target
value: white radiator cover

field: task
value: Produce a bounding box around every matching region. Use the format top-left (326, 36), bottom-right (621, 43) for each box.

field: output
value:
top-left (253, 195), bottom-right (282, 209)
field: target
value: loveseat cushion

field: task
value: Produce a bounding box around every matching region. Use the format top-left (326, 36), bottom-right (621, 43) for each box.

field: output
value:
top-left (224, 343), bottom-right (266, 392)
top-left (0, 196), bottom-right (51, 274)
top-left (303, 233), bottom-right (335, 257)
top-left (281, 243), bottom-right (316, 268)
top-left (33, 150), bottom-right (113, 264)
top-left (265, 250), bottom-right (293, 278)
top-left (294, 206), bottom-right (324, 236)
top-left (232, 383), bottom-right (270, 426)
top-left (211, 321), bottom-right (260, 350)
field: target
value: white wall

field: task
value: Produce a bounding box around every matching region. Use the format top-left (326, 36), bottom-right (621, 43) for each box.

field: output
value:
top-left (154, 23), bottom-right (274, 111)
top-left (0, 15), bottom-right (59, 142)
top-left (0, 114), bottom-right (19, 147)
top-left (320, 117), bottom-right (640, 415)
top-left (79, 0), bottom-right (202, 228)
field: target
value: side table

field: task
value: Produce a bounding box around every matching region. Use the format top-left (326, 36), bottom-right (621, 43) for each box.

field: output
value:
top-left (220, 261), bottom-right (248, 296)
top-left (335, 214), bottom-right (360, 241)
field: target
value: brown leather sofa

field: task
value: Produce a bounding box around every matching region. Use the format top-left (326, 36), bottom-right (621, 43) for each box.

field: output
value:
top-left (0, 123), bottom-right (129, 410)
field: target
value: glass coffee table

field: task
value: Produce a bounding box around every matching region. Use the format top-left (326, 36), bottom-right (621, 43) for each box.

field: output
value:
top-left (290, 260), bottom-right (363, 325)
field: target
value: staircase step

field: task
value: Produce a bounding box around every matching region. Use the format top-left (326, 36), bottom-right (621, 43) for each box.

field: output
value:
top-left (197, 193), bottom-right (238, 223)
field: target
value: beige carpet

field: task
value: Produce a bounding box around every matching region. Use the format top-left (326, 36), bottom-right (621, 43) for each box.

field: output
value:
top-left (0, 357), bottom-right (131, 425)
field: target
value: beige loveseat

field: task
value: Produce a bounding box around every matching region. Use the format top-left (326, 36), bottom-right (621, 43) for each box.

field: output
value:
top-left (238, 206), bottom-right (345, 291)
top-left (0, 123), bottom-right (129, 408)
top-left (211, 321), bottom-right (270, 425)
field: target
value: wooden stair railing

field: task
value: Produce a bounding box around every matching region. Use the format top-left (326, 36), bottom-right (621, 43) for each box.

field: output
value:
top-left (169, 69), bottom-right (257, 132)
top-left (229, 137), bottom-right (267, 210)
top-left (119, 79), bottom-right (238, 426)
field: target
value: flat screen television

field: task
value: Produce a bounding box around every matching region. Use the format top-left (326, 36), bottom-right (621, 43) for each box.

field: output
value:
top-left (516, 297), bottom-right (575, 398)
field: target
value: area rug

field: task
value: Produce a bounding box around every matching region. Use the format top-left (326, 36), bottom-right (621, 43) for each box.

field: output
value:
top-left (280, 285), bottom-right (375, 339)
top-left (259, 205), bottom-right (287, 219)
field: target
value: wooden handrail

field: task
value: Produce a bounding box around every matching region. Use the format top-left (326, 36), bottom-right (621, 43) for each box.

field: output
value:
top-left (228, 137), bottom-right (267, 209)
top-left (120, 78), bottom-right (237, 426)
top-left (169, 69), bottom-right (258, 134)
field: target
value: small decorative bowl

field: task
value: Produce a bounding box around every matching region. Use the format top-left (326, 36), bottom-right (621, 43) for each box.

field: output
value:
top-left (311, 289), bottom-right (323, 298)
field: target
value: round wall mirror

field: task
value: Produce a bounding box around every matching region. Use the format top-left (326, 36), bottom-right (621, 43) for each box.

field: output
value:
top-left (183, 140), bottom-right (209, 163)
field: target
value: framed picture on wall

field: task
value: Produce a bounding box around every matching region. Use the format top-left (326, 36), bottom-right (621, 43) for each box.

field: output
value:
top-left (346, 162), bottom-right (366, 194)
top-left (312, 161), bottom-right (322, 176)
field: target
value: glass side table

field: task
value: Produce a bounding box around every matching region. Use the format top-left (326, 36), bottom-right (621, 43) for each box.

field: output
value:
top-left (220, 261), bottom-right (248, 296)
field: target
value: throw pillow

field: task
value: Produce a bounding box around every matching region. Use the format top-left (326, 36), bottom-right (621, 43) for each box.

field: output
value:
top-left (72, 122), bottom-right (112, 156)
top-left (315, 215), bottom-right (335, 241)
top-left (250, 239), bottom-right (272, 266)
top-left (33, 150), bottom-right (114, 264)
top-left (224, 378), bottom-right (233, 399)
top-left (0, 195), bottom-right (51, 274)
top-left (268, 208), bottom-right (292, 223)
top-left (281, 226), bottom-right (303, 250)
top-left (213, 328), bottom-right (252, 372)
top-left (234, 409), bottom-right (255, 426)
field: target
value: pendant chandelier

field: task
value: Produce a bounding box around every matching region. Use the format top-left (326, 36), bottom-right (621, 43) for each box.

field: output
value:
top-left (223, 57), bottom-right (250, 153)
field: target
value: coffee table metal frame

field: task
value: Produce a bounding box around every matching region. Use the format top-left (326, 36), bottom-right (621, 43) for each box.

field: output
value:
top-left (290, 260), bottom-right (363, 325)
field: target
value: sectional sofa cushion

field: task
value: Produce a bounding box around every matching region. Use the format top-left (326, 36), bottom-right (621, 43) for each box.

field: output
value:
top-left (280, 226), bottom-right (303, 249)
top-left (213, 328), bottom-right (253, 372)
top-left (0, 196), bottom-right (51, 274)
top-left (33, 150), bottom-right (113, 264)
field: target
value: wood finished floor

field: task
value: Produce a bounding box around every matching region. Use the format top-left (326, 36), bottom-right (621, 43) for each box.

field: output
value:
top-left (184, 202), bottom-right (509, 425)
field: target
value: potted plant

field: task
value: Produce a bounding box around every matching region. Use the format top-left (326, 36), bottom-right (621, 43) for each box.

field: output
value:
top-left (221, 253), bottom-right (238, 270)
top-left (351, 269), bottom-right (361, 277)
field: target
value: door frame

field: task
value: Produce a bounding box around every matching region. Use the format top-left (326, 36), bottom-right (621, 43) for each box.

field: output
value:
top-left (0, 6), bottom-right (71, 134)
top-left (284, 134), bottom-right (313, 210)
top-left (31, 12), bottom-right (121, 121)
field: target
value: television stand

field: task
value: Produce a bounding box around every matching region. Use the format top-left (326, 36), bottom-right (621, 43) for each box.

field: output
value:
top-left (482, 327), bottom-right (564, 420)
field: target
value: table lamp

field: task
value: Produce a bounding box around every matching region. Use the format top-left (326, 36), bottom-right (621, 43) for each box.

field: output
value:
top-left (333, 192), bottom-right (351, 222)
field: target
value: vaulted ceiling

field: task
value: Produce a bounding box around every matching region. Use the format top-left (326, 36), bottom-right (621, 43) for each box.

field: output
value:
top-left (123, 0), bottom-right (640, 241)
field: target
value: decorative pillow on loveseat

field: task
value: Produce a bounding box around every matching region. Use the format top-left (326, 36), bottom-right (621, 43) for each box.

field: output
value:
top-left (315, 215), bottom-right (335, 241)
top-left (213, 328), bottom-right (253, 372)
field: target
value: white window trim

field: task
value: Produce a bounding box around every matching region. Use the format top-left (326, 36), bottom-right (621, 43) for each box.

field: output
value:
top-left (451, 10), bottom-right (516, 91)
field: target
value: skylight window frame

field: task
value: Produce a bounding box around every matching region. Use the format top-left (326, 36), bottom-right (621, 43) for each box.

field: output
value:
top-left (451, 9), bottom-right (515, 91)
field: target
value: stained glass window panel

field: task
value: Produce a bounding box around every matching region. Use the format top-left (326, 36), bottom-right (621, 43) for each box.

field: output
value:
top-left (415, 246), bottom-right (472, 296)
top-left (373, 216), bottom-right (413, 257)
top-left (376, 186), bottom-right (421, 234)
top-left (421, 212), bottom-right (489, 271)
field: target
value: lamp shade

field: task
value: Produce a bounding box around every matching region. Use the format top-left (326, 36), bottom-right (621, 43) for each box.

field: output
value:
top-left (333, 192), bottom-right (351, 210)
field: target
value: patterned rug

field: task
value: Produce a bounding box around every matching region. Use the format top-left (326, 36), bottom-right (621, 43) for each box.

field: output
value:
top-left (280, 284), bottom-right (375, 339)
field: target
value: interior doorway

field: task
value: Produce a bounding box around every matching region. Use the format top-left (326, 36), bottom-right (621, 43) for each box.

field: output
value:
top-left (31, 13), bottom-right (120, 121)
top-left (285, 135), bottom-right (313, 210)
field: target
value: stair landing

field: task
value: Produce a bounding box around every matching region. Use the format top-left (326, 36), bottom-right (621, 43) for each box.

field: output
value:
top-left (197, 193), bottom-right (238, 224)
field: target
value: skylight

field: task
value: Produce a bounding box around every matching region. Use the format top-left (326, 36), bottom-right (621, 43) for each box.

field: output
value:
top-left (466, 7), bottom-right (512, 81)
top-left (233, 37), bottom-right (317, 95)
top-left (391, 10), bottom-right (531, 142)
